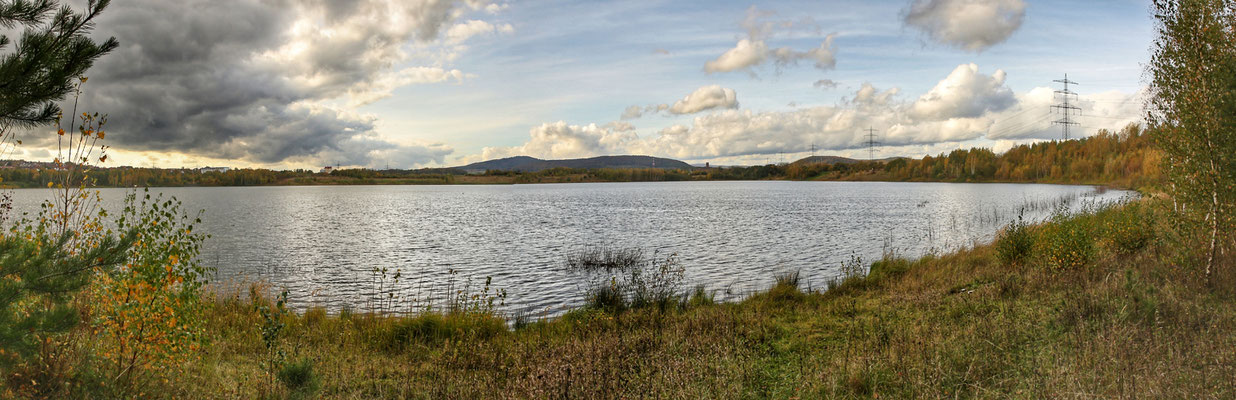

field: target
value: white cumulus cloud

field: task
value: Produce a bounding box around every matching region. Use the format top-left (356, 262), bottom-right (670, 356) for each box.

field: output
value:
top-left (669, 85), bottom-right (739, 115)
top-left (704, 7), bottom-right (838, 75)
top-left (445, 19), bottom-right (513, 43)
top-left (909, 63), bottom-right (1015, 120)
top-left (621, 85), bottom-right (738, 119)
top-left (904, 0), bottom-right (1026, 52)
top-left (704, 39), bottom-right (769, 73)
top-left (478, 121), bottom-right (639, 160)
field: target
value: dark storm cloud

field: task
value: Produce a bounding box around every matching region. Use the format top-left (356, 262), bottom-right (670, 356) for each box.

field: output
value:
top-left (72, 0), bottom-right (471, 166)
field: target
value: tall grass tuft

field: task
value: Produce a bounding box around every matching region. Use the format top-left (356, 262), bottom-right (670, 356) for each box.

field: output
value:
top-left (684, 284), bottom-right (715, 308)
top-left (773, 270), bottom-right (801, 289)
top-left (826, 254), bottom-right (868, 293)
top-left (768, 270), bottom-right (806, 302)
top-left (383, 312), bottom-right (507, 349)
top-left (277, 357), bottom-right (320, 400)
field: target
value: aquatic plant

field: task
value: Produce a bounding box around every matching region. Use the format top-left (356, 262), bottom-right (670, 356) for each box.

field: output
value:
top-left (568, 247), bottom-right (687, 313)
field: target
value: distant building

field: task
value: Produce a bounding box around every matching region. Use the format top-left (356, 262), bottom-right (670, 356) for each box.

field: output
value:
top-left (320, 166), bottom-right (333, 174)
top-left (199, 166), bottom-right (230, 173)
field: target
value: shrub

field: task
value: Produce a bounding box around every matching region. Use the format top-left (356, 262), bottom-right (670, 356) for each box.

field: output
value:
top-left (92, 190), bottom-right (212, 392)
top-left (996, 213), bottom-right (1034, 265)
top-left (255, 290), bottom-right (289, 394)
top-left (1039, 214), bottom-right (1097, 270)
top-left (1104, 202), bottom-right (1156, 255)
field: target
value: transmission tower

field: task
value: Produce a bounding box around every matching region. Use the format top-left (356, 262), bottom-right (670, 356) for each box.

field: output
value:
top-left (862, 127), bottom-right (880, 160)
top-left (1051, 74), bottom-right (1080, 140)
top-left (810, 143), bottom-right (817, 157)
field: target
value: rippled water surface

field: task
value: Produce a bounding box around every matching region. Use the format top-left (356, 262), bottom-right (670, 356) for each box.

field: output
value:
top-left (8, 181), bottom-right (1131, 315)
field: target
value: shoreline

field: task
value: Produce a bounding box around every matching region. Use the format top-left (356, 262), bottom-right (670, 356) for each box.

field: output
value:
top-left (1, 176), bottom-right (1143, 191)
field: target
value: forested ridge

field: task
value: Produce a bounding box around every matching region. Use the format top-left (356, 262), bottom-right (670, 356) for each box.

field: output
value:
top-left (0, 124), bottom-right (1160, 189)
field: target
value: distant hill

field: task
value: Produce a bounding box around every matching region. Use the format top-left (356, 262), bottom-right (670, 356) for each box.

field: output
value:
top-left (459, 155), bottom-right (694, 172)
top-left (790, 155), bottom-right (903, 166)
top-left (790, 156), bottom-right (860, 166)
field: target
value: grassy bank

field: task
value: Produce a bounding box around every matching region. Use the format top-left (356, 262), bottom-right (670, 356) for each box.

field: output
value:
top-left (153, 199), bottom-right (1235, 399)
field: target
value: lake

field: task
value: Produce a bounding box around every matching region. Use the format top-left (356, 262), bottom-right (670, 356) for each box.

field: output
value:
top-left (6, 181), bottom-right (1133, 317)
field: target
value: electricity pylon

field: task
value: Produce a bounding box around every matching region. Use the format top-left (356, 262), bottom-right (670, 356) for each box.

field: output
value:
top-left (863, 127), bottom-right (880, 160)
top-left (1052, 74), bottom-right (1080, 141)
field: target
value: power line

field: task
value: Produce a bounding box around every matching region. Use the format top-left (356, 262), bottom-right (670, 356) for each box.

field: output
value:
top-left (1051, 74), bottom-right (1081, 140)
top-left (990, 113), bottom-right (1052, 138)
top-left (863, 127), bottom-right (880, 160)
top-left (999, 104), bottom-right (1048, 121)
top-left (1082, 114), bottom-right (1135, 120)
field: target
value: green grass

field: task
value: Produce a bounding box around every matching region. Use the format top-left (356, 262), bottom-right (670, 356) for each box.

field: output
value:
top-left (153, 199), bottom-right (1236, 398)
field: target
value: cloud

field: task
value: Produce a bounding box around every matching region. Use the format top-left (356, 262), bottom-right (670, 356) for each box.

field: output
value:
top-left (446, 19), bottom-right (514, 43)
top-left (479, 64), bottom-right (1144, 163)
top-left (851, 83), bottom-right (901, 108)
top-left (813, 79), bottom-right (839, 89)
top-left (669, 85), bottom-right (739, 114)
top-left (704, 39), bottom-right (768, 73)
top-left (496, 83), bottom-right (973, 161)
top-left (483, 3), bottom-right (508, 14)
top-left (64, 0), bottom-right (507, 168)
top-left (771, 34), bottom-right (837, 70)
top-left (621, 85), bottom-right (737, 119)
top-left (903, 0), bottom-right (1026, 52)
top-left (985, 87), bottom-right (1145, 141)
top-left (704, 7), bottom-right (838, 74)
top-left (909, 63), bottom-right (1015, 120)
top-left (620, 104), bottom-right (669, 120)
top-left (346, 67), bottom-right (472, 107)
top-left (478, 121), bottom-right (639, 160)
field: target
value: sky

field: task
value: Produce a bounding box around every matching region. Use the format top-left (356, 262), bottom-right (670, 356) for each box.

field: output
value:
top-left (8, 0), bottom-right (1155, 169)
